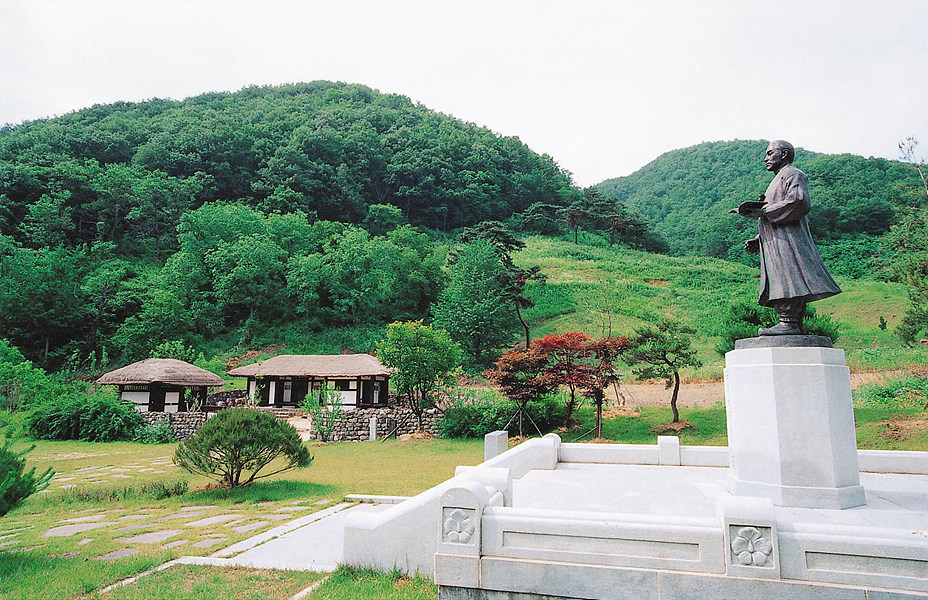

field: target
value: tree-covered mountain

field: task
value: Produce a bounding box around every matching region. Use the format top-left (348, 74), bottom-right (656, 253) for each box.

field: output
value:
top-left (0, 81), bottom-right (578, 255)
top-left (595, 140), bottom-right (924, 274)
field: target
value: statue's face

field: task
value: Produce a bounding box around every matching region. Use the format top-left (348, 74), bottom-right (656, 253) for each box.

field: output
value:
top-left (764, 144), bottom-right (788, 172)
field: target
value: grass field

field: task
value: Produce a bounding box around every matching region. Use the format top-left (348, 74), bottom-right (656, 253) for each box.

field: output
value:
top-left (0, 438), bottom-right (483, 600)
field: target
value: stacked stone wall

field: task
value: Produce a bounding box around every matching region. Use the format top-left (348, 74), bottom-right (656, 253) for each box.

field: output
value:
top-left (311, 406), bottom-right (441, 442)
top-left (139, 411), bottom-right (209, 441)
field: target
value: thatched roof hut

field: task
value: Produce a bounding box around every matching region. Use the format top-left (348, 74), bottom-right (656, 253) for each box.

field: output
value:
top-left (227, 354), bottom-right (389, 378)
top-left (226, 354), bottom-right (390, 409)
top-left (97, 358), bottom-right (225, 387)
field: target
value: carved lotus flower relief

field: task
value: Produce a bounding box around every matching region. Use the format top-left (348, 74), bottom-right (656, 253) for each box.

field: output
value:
top-left (731, 526), bottom-right (773, 566)
top-left (443, 508), bottom-right (477, 544)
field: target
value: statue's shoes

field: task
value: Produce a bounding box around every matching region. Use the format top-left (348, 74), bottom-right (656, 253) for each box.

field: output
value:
top-left (758, 322), bottom-right (803, 336)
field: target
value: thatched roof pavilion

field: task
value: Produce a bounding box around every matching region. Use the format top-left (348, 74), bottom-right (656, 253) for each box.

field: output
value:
top-left (227, 354), bottom-right (390, 409)
top-left (227, 354), bottom-right (390, 378)
top-left (97, 358), bottom-right (225, 413)
top-left (97, 358), bottom-right (225, 387)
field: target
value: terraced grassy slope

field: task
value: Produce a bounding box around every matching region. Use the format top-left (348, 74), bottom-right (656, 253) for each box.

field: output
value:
top-left (515, 236), bottom-right (928, 378)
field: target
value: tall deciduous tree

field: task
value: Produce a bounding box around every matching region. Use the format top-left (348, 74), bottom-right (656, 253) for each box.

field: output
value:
top-left (457, 221), bottom-right (546, 348)
top-left (582, 336), bottom-right (631, 439)
top-left (534, 331), bottom-right (594, 427)
top-left (621, 319), bottom-right (701, 423)
top-left (485, 346), bottom-right (556, 436)
top-left (898, 137), bottom-right (928, 200)
top-left (432, 240), bottom-right (518, 367)
top-left (887, 206), bottom-right (928, 345)
top-left (376, 321), bottom-right (461, 431)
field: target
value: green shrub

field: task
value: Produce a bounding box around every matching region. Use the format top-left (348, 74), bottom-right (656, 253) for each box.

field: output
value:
top-left (0, 410), bottom-right (32, 439)
top-left (854, 375), bottom-right (928, 409)
top-left (174, 408), bottom-right (312, 488)
top-left (299, 383), bottom-right (344, 442)
top-left (0, 438), bottom-right (54, 516)
top-left (0, 340), bottom-right (66, 412)
top-left (133, 420), bottom-right (177, 444)
top-left (715, 302), bottom-right (841, 355)
top-left (439, 391), bottom-right (566, 438)
top-left (27, 387), bottom-right (144, 442)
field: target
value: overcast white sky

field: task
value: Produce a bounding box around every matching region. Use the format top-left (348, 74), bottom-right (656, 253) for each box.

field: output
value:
top-left (2, 0), bottom-right (927, 186)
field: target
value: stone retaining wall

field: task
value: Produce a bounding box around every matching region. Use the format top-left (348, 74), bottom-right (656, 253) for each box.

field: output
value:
top-left (140, 411), bottom-right (209, 441)
top-left (312, 406), bottom-right (441, 442)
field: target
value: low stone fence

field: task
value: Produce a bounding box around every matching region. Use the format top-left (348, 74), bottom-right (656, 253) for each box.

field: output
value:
top-left (137, 403), bottom-right (442, 442)
top-left (140, 411), bottom-right (209, 441)
top-left (205, 389), bottom-right (248, 410)
top-left (311, 406), bottom-right (441, 442)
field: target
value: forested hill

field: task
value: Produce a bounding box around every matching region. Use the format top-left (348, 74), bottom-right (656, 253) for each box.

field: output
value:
top-left (595, 140), bottom-right (923, 268)
top-left (0, 81), bottom-right (577, 251)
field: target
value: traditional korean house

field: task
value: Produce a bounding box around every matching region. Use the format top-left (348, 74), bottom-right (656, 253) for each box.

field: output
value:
top-left (226, 354), bottom-right (390, 410)
top-left (96, 358), bottom-right (226, 413)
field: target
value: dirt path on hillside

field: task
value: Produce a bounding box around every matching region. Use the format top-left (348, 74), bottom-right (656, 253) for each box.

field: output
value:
top-left (464, 370), bottom-right (914, 410)
top-left (609, 370), bottom-right (911, 409)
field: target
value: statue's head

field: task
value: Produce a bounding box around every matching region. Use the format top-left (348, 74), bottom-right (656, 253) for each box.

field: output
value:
top-left (765, 140), bottom-right (794, 172)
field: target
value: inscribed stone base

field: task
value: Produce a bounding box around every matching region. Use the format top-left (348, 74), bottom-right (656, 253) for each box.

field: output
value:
top-left (724, 343), bottom-right (865, 509)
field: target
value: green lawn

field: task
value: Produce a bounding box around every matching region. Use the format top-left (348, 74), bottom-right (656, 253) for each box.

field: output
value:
top-left (0, 438), bottom-right (482, 600)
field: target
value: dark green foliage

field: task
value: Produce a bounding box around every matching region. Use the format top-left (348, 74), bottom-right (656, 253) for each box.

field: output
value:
top-left (622, 319), bottom-right (702, 424)
top-left (714, 302), bottom-right (841, 355)
top-left (432, 240), bottom-right (519, 367)
top-left (0, 439), bottom-right (54, 516)
top-left (0, 82), bottom-right (575, 247)
top-left (886, 207), bottom-right (928, 344)
top-left (173, 408), bottom-right (312, 488)
top-left (133, 420), bottom-right (177, 444)
top-left (0, 339), bottom-right (66, 412)
top-left (815, 234), bottom-right (886, 280)
top-left (27, 388), bottom-right (143, 442)
top-left (376, 321), bottom-right (461, 430)
top-left (0, 82), bottom-right (576, 368)
top-left (456, 220), bottom-right (547, 350)
top-left (439, 394), bottom-right (565, 439)
top-left (596, 140), bottom-right (922, 269)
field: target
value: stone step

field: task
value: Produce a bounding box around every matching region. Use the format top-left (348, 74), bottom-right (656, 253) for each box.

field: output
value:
top-left (257, 406), bottom-right (306, 419)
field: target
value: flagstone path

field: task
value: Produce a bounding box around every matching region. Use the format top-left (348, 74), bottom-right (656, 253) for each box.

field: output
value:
top-left (33, 498), bottom-right (340, 561)
top-left (47, 455), bottom-right (177, 489)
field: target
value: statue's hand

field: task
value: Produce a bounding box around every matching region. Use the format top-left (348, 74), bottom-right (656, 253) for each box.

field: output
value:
top-left (735, 201), bottom-right (766, 218)
top-left (744, 237), bottom-right (760, 254)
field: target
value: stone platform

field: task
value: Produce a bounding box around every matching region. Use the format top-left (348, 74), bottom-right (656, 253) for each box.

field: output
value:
top-left (345, 342), bottom-right (928, 599)
top-left (432, 440), bottom-right (928, 599)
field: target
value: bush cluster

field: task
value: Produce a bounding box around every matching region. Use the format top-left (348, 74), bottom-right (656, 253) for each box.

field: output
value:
top-left (133, 421), bottom-right (177, 444)
top-left (439, 394), bottom-right (565, 439)
top-left (715, 302), bottom-right (840, 355)
top-left (27, 388), bottom-right (144, 442)
top-left (174, 408), bottom-right (312, 488)
top-left (854, 375), bottom-right (928, 409)
top-left (0, 439), bottom-right (54, 516)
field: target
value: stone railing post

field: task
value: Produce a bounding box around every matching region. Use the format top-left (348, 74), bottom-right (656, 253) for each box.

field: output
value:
top-left (434, 480), bottom-right (496, 589)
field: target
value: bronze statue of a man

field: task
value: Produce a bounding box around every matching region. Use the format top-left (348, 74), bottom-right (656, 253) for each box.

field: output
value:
top-left (734, 140), bottom-right (841, 336)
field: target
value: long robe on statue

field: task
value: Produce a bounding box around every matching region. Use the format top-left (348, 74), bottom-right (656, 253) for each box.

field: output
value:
top-left (757, 164), bottom-right (841, 306)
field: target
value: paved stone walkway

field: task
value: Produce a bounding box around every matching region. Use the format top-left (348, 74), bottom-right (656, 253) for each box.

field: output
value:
top-left (190, 502), bottom-right (390, 571)
top-left (48, 455), bottom-right (175, 489)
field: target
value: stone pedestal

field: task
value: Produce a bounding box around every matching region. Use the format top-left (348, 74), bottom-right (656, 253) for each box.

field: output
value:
top-left (724, 337), bottom-right (865, 509)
